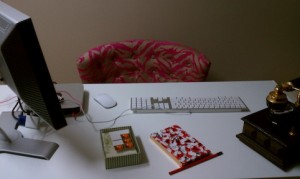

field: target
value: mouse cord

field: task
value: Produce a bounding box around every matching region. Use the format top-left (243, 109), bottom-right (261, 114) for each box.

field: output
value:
top-left (58, 89), bottom-right (132, 129)
top-left (83, 108), bottom-right (132, 129)
top-left (64, 98), bottom-right (132, 130)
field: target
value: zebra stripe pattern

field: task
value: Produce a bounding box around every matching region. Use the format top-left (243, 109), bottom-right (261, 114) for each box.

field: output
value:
top-left (77, 39), bottom-right (211, 83)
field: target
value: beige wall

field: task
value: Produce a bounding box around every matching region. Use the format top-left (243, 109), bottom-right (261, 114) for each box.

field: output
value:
top-left (3, 0), bottom-right (300, 83)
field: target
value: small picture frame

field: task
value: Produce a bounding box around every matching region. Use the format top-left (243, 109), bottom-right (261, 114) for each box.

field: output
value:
top-left (100, 126), bottom-right (142, 169)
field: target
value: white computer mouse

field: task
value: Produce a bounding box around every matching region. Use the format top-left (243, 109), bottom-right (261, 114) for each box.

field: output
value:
top-left (94, 93), bottom-right (117, 109)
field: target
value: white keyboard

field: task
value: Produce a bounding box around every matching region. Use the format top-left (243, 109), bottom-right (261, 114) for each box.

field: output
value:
top-left (130, 96), bottom-right (249, 113)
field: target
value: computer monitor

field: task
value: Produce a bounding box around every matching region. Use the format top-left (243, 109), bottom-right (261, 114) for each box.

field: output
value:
top-left (0, 2), bottom-right (67, 159)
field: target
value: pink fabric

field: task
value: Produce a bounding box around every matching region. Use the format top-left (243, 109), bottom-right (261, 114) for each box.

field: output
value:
top-left (76, 40), bottom-right (211, 83)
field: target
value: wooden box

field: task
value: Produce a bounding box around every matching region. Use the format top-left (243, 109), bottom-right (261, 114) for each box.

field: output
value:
top-left (236, 108), bottom-right (300, 170)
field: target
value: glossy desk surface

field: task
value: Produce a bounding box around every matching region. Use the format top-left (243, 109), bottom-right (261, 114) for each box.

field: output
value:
top-left (0, 81), bottom-right (299, 179)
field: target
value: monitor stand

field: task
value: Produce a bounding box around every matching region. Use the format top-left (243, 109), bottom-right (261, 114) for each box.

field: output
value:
top-left (0, 112), bottom-right (58, 160)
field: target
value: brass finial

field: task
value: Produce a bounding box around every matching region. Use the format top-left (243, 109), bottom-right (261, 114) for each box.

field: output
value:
top-left (266, 85), bottom-right (289, 111)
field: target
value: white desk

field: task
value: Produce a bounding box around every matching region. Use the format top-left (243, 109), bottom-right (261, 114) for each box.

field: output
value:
top-left (0, 81), bottom-right (299, 179)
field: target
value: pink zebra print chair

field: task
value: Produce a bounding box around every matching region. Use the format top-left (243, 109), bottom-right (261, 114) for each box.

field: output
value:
top-left (76, 40), bottom-right (211, 83)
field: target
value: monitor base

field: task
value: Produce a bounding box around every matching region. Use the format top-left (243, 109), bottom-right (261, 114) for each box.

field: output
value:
top-left (0, 112), bottom-right (58, 160)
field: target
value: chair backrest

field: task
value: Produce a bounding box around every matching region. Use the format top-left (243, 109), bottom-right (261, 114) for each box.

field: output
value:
top-left (76, 39), bottom-right (211, 83)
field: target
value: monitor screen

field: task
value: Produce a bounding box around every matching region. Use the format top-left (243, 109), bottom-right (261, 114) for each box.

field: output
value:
top-left (0, 2), bottom-right (67, 159)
